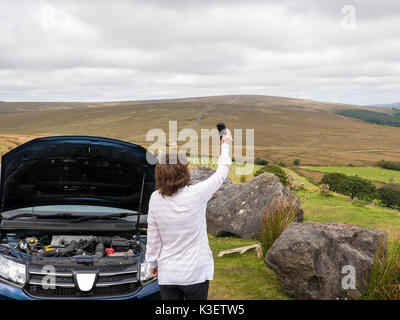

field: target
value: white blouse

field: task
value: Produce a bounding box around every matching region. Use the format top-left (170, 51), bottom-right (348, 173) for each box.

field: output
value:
top-left (145, 143), bottom-right (232, 285)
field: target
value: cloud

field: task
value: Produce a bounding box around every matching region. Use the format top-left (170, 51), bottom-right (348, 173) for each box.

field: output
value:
top-left (0, 0), bottom-right (399, 104)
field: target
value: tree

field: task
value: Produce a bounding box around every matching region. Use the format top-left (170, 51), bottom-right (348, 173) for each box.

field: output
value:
top-left (320, 173), bottom-right (349, 194)
top-left (378, 187), bottom-right (400, 208)
top-left (254, 158), bottom-right (269, 165)
top-left (293, 159), bottom-right (301, 166)
top-left (320, 173), bottom-right (376, 200)
top-left (346, 176), bottom-right (377, 200)
top-left (377, 160), bottom-right (400, 171)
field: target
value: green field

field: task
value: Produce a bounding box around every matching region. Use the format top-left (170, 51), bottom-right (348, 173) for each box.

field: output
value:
top-left (208, 234), bottom-right (289, 300)
top-left (305, 166), bottom-right (400, 185)
top-left (209, 168), bottom-right (400, 299)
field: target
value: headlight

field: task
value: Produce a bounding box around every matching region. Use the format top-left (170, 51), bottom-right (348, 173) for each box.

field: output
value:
top-left (0, 255), bottom-right (26, 286)
top-left (140, 262), bottom-right (155, 282)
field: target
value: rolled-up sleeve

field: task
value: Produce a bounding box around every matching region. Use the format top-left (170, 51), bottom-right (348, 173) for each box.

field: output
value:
top-left (145, 196), bottom-right (162, 268)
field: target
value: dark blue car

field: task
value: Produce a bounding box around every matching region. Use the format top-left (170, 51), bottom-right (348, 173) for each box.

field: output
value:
top-left (0, 136), bottom-right (160, 299)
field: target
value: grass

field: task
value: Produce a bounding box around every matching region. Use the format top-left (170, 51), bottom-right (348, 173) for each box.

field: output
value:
top-left (1, 97), bottom-right (400, 299)
top-left (259, 198), bottom-right (299, 256)
top-left (300, 190), bottom-right (400, 241)
top-left (283, 168), bottom-right (318, 190)
top-left (207, 166), bottom-right (400, 300)
top-left (209, 189), bottom-right (400, 299)
top-left (362, 240), bottom-right (400, 300)
top-left (290, 168), bottom-right (400, 241)
top-left (305, 166), bottom-right (400, 185)
top-left (2, 95), bottom-right (400, 166)
top-left (208, 234), bottom-right (289, 300)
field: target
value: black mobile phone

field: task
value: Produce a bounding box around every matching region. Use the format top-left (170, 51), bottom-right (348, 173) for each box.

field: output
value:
top-left (216, 122), bottom-right (226, 140)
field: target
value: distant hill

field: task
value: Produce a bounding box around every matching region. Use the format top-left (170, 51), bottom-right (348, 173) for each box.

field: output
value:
top-left (0, 101), bottom-right (115, 113)
top-left (0, 95), bottom-right (400, 166)
top-left (368, 102), bottom-right (400, 108)
top-left (337, 109), bottom-right (400, 127)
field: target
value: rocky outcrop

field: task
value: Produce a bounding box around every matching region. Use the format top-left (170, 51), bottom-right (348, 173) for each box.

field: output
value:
top-left (190, 167), bottom-right (301, 239)
top-left (265, 222), bottom-right (387, 300)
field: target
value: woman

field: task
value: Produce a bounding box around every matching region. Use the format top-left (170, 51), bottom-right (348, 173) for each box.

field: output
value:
top-left (145, 130), bottom-right (232, 300)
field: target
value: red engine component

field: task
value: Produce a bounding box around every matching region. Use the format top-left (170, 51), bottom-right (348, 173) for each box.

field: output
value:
top-left (105, 248), bottom-right (115, 255)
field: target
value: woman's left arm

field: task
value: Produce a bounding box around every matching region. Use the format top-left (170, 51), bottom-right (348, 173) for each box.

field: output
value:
top-left (145, 196), bottom-right (162, 270)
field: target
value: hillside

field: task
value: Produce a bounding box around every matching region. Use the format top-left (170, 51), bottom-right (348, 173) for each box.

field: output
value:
top-left (0, 95), bottom-right (400, 166)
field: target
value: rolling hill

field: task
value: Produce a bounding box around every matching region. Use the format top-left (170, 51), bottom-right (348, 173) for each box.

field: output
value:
top-left (0, 95), bottom-right (400, 166)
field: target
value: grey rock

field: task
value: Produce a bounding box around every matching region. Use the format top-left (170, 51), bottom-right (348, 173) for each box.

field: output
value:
top-left (190, 167), bottom-right (301, 239)
top-left (190, 165), bottom-right (232, 193)
top-left (265, 221), bottom-right (387, 300)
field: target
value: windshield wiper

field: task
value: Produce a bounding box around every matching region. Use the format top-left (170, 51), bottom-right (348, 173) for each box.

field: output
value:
top-left (5, 212), bottom-right (137, 222)
top-left (69, 212), bottom-right (137, 223)
top-left (6, 213), bottom-right (76, 220)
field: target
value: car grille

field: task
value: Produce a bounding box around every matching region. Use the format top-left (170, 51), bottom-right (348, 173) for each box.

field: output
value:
top-left (24, 263), bottom-right (141, 299)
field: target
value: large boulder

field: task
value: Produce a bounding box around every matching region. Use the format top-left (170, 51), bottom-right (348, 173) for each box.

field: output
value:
top-left (190, 167), bottom-right (301, 239)
top-left (265, 222), bottom-right (387, 300)
top-left (190, 165), bottom-right (232, 193)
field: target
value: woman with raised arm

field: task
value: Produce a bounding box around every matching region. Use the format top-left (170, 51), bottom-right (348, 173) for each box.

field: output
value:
top-left (145, 129), bottom-right (232, 300)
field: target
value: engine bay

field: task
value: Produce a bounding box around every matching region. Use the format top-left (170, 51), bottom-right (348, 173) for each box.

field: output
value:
top-left (0, 232), bottom-right (145, 258)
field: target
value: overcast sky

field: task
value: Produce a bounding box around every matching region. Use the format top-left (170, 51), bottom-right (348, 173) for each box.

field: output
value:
top-left (0, 0), bottom-right (399, 105)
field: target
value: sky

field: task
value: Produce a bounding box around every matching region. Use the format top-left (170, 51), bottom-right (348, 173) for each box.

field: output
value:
top-left (0, 0), bottom-right (399, 105)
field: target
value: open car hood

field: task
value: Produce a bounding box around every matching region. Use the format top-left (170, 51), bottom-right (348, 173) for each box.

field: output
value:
top-left (0, 136), bottom-right (155, 214)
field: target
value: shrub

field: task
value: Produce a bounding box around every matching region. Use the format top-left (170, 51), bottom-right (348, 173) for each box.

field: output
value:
top-left (377, 160), bottom-right (400, 171)
top-left (254, 158), bottom-right (269, 166)
top-left (286, 174), bottom-right (297, 190)
top-left (320, 172), bottom-right (349, 193)
top-left (259, 198), bottom-right (300, 256)
top-left (320, 173), bottom-right (376, 200)
top-left (377, 187), bottom-right (400, 209)
top-left (293, 159), bottom-right (301, 166)
top-left (346, 176), bottom-right (377, 201)
top-left (318, 184), bottom-right (331, 196)
top-left (254, 164), bottom-right (288, 186)
top-left (362, 240), bottom-right (400, 300)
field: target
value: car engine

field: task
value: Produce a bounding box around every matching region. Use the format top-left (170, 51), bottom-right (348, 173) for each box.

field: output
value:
top-left (1, 233), bottom-right (144, 258)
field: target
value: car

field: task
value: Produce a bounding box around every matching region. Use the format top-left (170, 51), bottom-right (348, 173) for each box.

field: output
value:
top-left (0, 135), bottom-right (160, 300)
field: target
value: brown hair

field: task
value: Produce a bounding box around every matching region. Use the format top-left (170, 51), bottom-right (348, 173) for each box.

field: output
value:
top-left (155, 153), bottom-right (191, 197)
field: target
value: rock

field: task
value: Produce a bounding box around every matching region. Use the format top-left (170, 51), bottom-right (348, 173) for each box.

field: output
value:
top-left (190, 167), bottom-right (301, 239)
top-left (265, 222), bottom-right (388, 300)
top-left (190, 165), bottom-right (232, 193)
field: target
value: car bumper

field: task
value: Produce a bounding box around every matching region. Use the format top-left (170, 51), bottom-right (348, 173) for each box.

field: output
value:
top-left (0, 279), bottom-right (160, 300)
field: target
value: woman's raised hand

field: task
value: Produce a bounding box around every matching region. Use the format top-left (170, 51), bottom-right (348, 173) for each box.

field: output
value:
top-left (221, 129), bottom-right (232, 144)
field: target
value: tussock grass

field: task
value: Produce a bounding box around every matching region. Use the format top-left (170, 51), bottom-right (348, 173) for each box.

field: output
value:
top-left (259, 197), bottom-right (300, 256)
top-left (362, 240), bottom-right (400, 300)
